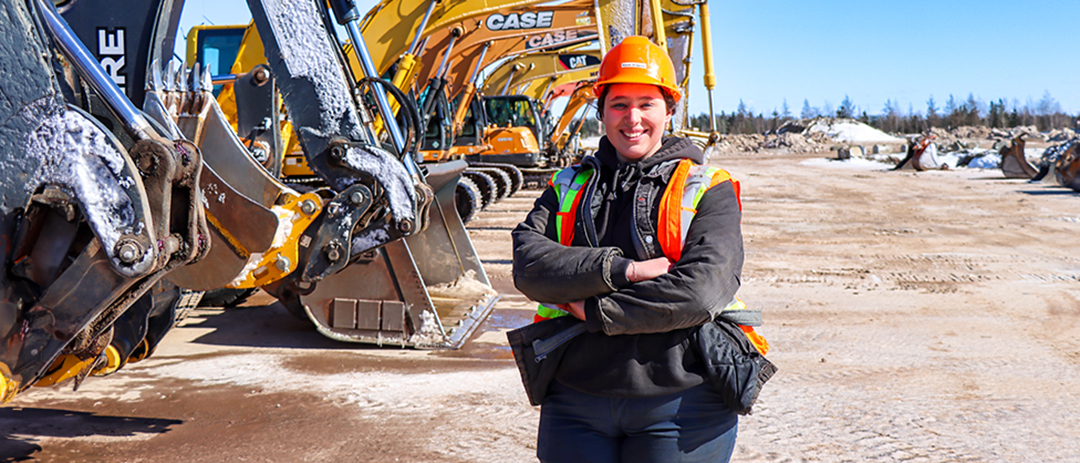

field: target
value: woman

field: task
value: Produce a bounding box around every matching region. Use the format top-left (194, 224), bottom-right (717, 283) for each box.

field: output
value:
top-left (512, 36), bottom-right (754, 462)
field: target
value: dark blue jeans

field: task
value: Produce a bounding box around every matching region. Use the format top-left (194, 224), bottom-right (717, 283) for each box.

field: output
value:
top-left (537, 380), bottom-right (738, 462)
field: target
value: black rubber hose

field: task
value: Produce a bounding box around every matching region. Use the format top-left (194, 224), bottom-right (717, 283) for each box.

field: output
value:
top-left (356, 76), bottom-right (421, 160)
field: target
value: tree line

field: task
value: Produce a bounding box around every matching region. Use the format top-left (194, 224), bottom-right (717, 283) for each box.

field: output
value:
top-left (688, 91), bottom-right (1078, 135)
top-left (572, 91), bottom-right (1078, 137)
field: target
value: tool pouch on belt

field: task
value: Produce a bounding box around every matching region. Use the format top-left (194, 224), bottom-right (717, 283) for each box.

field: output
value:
top-left (506, 316), bottom-right (588, 406)
top-left (691, 318), bottom-right (778, 415)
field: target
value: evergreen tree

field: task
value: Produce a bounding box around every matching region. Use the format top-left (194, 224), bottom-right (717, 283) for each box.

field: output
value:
top-left (800, 99), bottom-right (815, 119)
top-left (963, 93), bottom-right (983, 126)
top-left (944, 94), bottom-right (962, 128)
top-left (781, 99), bottom-right (791, 120)
top-left (837, 95), bottom-right (855, 119)
top-left (987, 100), bottom-right (1005, 128)
top-left (926, 96), bottom-right (940, 128)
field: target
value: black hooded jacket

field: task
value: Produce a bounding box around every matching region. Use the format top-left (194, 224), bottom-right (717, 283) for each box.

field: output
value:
top-left (512, 136), bottom-right (744, 397)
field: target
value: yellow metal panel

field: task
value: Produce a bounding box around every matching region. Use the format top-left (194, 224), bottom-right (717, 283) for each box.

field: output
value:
top-left (360, 0), bottom-right (551, 76)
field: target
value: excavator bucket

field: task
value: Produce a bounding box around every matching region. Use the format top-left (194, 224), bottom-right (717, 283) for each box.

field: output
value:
top-left (1032, 139), bottom-right (1075, 184)
top-left (184, 13), bottom-right (498, 348)
top-left (293, 160), bottom-right (497, 348)
top-left (239, 0), bottom-right (497, 348)
top-left (1053, 142), bottom-right (1080, 191)
top-left (999, 135), bottom-right (1039, 179)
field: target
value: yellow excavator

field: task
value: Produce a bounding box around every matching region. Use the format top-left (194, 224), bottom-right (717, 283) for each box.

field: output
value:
top-left (175, 2), bottom-right (498, 350)
top-left (359, 0), bottom-right (600, 188)
top-left (476, 48), bottom-right (601, 179)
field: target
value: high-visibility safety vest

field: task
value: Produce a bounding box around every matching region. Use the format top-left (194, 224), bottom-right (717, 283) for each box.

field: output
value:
top-left (535, 158), bottom-right (769, 355)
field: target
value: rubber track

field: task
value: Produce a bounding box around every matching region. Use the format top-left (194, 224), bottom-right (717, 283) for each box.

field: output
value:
top-left (470, 162), bottom-right (524, 197)
top-left (463, 170), bottom-right (497, 209)
top-left (455, 176), bottom-right (482, 223)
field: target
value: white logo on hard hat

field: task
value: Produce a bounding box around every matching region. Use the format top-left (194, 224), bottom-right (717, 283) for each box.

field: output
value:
top-left (621, 62), bottom-right (647, 69)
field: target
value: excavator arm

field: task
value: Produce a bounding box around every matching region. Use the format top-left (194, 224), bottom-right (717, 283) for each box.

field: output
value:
top-left (480, 49), bottom-right (601, 99)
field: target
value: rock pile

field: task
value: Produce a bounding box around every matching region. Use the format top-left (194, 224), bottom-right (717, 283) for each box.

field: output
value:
top-left (716, 131), bottom-right (832, 153)
top-left (711, 118), bottom-right (1078, 155)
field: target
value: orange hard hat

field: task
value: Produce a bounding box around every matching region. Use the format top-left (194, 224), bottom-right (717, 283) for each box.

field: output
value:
top-left (593, 36), bottom-right (681, 103)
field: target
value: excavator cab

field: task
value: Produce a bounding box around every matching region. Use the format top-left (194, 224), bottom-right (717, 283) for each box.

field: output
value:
top-left (452, 95), bottom-right (486, 148)
top-left (473, 95), bottom-right (546, 167)
top-left (185, 25), bottom-right (246, 96)
top-left (484, 95), bottom-right (547, 145)
top-left (418, 83), bottom-right (457, 162)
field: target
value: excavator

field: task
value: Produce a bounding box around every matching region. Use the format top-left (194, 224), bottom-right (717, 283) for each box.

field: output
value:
top-left (476, 49), bottom-right (602, 179)
top-left (32, 0), bottom-right (496, 383)
top-left (1, 0), bottom-right (209, 402)
top-left (359, 0), bottom-right (601, 188)
top-left (176, 0), bottom-right (498, 349)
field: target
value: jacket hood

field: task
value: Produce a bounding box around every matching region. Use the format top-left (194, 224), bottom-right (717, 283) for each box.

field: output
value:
top-left (594, 135), bottom-right (705, 172)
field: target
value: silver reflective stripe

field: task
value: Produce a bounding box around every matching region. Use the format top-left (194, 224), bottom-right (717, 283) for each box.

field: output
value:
top-left (678, 165), bottom-right (719, 247)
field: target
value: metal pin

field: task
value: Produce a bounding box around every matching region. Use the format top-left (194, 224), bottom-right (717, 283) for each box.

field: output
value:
top-left (275, 255), bottom-right (291, 272)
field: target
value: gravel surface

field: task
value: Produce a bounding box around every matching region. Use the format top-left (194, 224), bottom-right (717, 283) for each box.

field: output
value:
top-left (4, 151), bottom-right (1080, 462)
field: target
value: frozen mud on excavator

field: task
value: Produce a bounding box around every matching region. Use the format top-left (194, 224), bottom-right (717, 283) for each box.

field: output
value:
top-left (0, 0), bottom-right (209, 402)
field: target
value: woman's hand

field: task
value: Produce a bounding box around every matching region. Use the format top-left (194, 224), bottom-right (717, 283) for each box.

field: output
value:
top-left (557, 258), bottom-right (676, 322)
top-left (559, 301), bottom-right (587, 320)
top-left (626, 257), bottom-right (676, 283)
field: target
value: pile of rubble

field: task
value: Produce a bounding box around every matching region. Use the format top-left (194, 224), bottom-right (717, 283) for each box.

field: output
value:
top-left (717, 131), bottom-right (833, 153)
top-left (705, 118), bottom-right (1078, 156)
top-left (926, 125), bottom-right (1045, 149)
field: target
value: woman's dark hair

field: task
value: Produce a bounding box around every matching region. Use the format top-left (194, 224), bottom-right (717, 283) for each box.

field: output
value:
top-left (596, 85), bottom-right (677, 121)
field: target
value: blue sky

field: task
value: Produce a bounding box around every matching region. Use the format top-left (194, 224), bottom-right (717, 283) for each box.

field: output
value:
top-left (176, 0), bottom-right (1080, 117)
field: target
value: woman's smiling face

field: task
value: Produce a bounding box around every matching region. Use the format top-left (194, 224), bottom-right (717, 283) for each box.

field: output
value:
top-left (602, 83), bottom-right (672, 163)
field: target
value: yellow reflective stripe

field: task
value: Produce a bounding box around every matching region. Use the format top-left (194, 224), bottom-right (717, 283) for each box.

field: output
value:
top-left (537, 303), bottom-right (569, 319)
top-left (553, 168), bottom-right (593, 245)
top-left (691, 167), bottom-right (720, 209)
top-left (721, 297), bottom-right (747, 312)
top-left (551, 167), bottom-right (576, 243)
top-left (541, 167), bottom-right (594, 318)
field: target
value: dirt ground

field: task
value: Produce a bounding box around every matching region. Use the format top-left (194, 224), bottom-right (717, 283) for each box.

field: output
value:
top-left (4, 151), bottom-right (1080, 462)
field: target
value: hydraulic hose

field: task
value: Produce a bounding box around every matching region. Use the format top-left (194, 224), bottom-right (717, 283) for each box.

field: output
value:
top-left (357, 76), bottom-right (422, 161)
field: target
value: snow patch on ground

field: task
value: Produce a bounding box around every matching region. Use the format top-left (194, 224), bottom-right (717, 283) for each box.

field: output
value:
top-left (804, 118), bottom-right (906, 144)
top-left (968, 153), bottom-right (1001, 169)
top-left (800, 157), bottom-right (895, 171)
